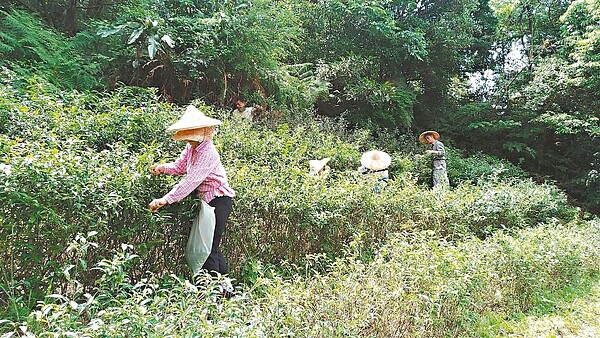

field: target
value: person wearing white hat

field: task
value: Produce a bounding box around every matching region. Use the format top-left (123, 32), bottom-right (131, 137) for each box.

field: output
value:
top-left (309, 157), bottom-right (331, 177)
top-left (359, 150), bottom-right (391, 176)
top-left (358, 150), bottom-right (391, 192)
top-left (419, 130), bottom-right (449, 189)
top-left (148, 105), bottom-right (236, 277)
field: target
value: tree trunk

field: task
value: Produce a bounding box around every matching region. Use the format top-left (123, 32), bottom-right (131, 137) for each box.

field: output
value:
top-left (527, 5), bottom-right (535, 73)
top-left (63, 0), bottom-right (78, 36)
top-left (86, 0), bottom-right (101, 17)
top-left (36, 0), bottom-right (58, 29)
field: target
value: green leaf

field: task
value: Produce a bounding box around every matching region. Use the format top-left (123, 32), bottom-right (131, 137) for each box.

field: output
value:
top-left (127, 27), bottom-right (144, 45)
top-left (148, 35), bottom-right (159, 59)
top-left (97, 24), bottom-right (126, 38)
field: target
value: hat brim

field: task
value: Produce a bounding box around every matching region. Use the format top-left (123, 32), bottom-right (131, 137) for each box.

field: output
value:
top-left (419, 130), bottom-right (440, 144)
top-left (167, 117), bottom-right (222, 132)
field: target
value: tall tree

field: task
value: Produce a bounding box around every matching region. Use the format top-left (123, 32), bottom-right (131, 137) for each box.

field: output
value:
top-left (296, 0), bottom-right (496, 129)
top-left (96, 0), bottom-right (310, 107)
top-left (447, 0), bottom-right (600, 213)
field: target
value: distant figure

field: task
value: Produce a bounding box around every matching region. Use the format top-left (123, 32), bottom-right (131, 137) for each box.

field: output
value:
top-left (231, 95), bottom-right (262, 122)
top-left (358, 150), bottom-right (391, 192)
top-left (309, 157), bottom-right (331, 177)
top-left (419, 130), bottom-right (449, 189)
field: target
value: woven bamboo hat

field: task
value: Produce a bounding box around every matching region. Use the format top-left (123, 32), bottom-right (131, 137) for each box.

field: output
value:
top-left (166, 105), bottom-right (222, 132)
top-left (418, 130), bottom-right (440, 144)
top-left (360, 150), bottom-right (391, 171)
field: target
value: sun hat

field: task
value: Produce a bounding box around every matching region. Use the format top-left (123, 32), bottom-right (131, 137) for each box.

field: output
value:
top-left (166, 105), bottom-right (222, 132)
top-left (360, 150), bottom-right (391, 171)
top-left (418, 130), bottom-right (440, 144)
top-left (309, 157), bottom-right (331, 176)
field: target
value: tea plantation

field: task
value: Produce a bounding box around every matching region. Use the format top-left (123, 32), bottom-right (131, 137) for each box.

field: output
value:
top-left (1, 70), bottom-right (599, 337)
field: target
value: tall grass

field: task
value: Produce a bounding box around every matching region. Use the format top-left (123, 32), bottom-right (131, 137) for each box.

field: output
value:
top-left (2, 220), bottom-right (598, 337)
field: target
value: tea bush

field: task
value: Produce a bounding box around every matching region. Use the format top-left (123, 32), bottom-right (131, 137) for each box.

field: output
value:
top-left (0, 74), bottom-right (198, 315)
top-left (411, 146), bottom-right (528, 187)
top-left (446, 148), bottom-right (528, 183)
top-left (4, 219), bottom-right (598, 337)
top-left (0, 70), bottom-right (580, 322)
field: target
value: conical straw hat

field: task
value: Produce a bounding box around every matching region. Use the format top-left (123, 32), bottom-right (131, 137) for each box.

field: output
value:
top-left (418, 130), bottom-right (440, 144)
top-left (166, 105), bottom-right (222, 132)
top-left (309, 157), bottom-right (331, 176)
top-left (360, 150), bottom-right (391, 171)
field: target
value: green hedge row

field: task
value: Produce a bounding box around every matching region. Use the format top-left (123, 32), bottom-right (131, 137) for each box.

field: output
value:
top-left (0, 71), bottom-right (578, 319)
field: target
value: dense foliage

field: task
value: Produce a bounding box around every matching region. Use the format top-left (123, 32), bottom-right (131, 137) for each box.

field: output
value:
top-left (1, 0), bottom-right (598, 211)
top-left (1, 68), bottom-right (595, 335)
top-left (446, 0), bottom-right (600, 213)
top-left (1, 0), bottom-right (600, 335)
top-left (3, 219), bottom-right (599, 336)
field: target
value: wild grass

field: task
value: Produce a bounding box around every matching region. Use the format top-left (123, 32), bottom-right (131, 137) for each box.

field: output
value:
top-left (2, 219), bottom-right (599, 337)
top-left (475, 273), bottom-right (600, 337)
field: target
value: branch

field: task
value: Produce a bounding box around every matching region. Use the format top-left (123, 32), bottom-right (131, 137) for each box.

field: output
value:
top-left (75, 2), bottom-right (118, 10)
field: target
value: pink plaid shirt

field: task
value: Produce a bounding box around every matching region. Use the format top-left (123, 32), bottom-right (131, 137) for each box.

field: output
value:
top-left (162, 141), bottom-right (235, 204)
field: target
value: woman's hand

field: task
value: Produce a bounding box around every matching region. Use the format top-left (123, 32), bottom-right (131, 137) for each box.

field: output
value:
top-left (149, 198), bottom-right (168, 212)
top-left (424, 150), bottom-right (437, 155)
top-left (149, 164), bottom-right (165, 176)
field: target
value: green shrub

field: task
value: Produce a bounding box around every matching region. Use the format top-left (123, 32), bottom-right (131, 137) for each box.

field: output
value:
top-left (446, 148), bottom-right (528, 183)
top-left (0, 73), bottom-right (580, 322)
top-left (412, 146), bottom-right (528, 188)
top-left (4, 220), bottom-right (598, 337)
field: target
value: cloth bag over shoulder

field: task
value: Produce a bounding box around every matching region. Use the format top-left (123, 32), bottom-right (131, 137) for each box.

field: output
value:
top-left (185, 201), bottom-right (215, 275)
